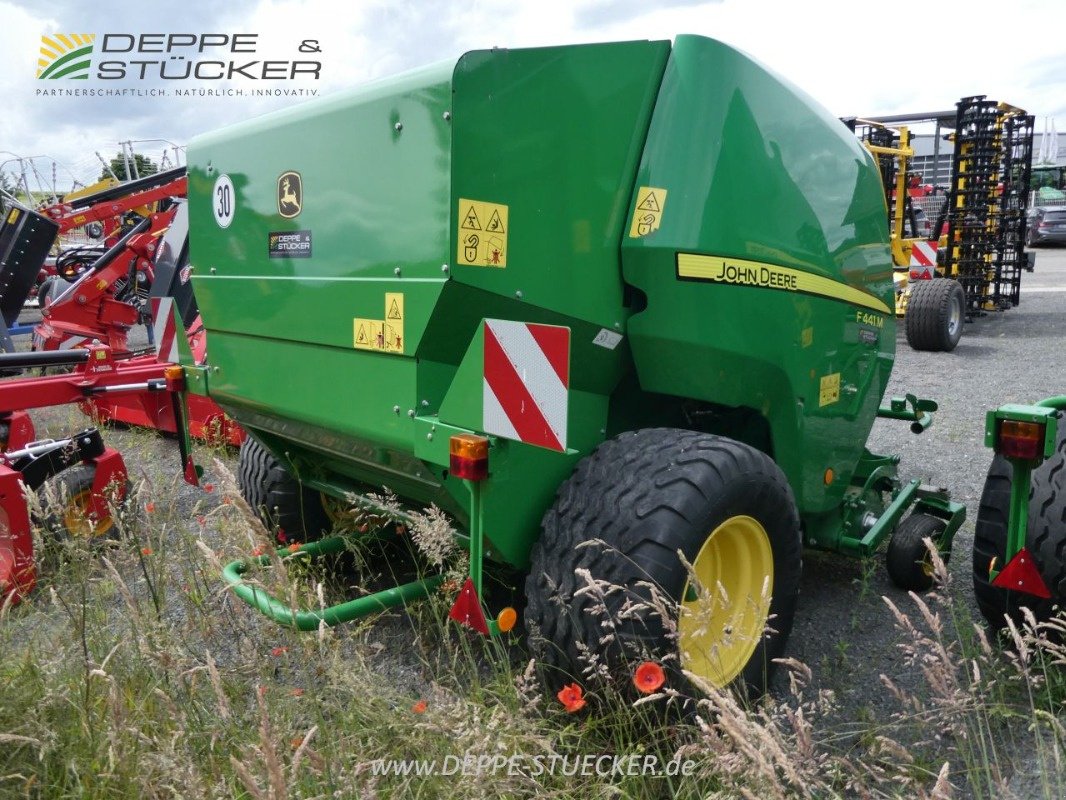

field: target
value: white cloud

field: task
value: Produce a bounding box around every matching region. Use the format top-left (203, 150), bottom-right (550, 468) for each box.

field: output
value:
top-left (2, 0), bottom-right (1064, 190)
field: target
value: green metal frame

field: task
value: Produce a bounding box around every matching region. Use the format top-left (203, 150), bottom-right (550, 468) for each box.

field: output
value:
top-left (831, 399), bottom-right (966, 559)
top-left (986, 398), bottom-right (1064, 578)
top-left (222, 536), bottom-right (445, 631)
top-left (220, 465), bottom-right (500, 634)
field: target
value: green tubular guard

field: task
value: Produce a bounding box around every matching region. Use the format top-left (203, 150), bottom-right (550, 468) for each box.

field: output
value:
top-left (222, 536), bottom-right (445, 631)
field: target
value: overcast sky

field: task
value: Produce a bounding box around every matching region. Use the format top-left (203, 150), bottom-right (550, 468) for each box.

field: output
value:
top-left (2, 0), bottom-right (1064, 190)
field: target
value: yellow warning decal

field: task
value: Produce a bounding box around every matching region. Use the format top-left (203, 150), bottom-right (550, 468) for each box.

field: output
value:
top-left (676, 253), bottom-right (892, 315)
top-left (353, 292), bottom-right (404, 354)
top-left (457, 198), bottom-right (508, 268)
top-left (6, 208), bottom-right (18, 224)
top-left (819, 373), bottom-right (841, 407)
top-left (628, 186), bottom-right (667, 238)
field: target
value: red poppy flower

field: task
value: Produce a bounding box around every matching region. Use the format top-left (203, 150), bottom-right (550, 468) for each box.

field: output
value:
top-left (288, 542), bottom-right (301, 553)
top-left (251, 545), bottom-right (266, 557)
top-left (270, 646), bottom-right (288, 657)
top-left (145, 502), bottom-right (156, 513)
top-left (141, 547), bottom-right (153, 556)
top-left (411, 699), bottom-right (427, 713)
top-left (195, 515), bottom-right (206, 526)
top-left (633, 661), bottom-right (666, 694)
top-left (556, 683), bottom-right (586, 713)
top-left (203, 483), bottom-right (215, 493)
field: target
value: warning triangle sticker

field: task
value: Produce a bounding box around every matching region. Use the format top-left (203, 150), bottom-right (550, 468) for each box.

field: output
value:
top-left (356, 324), bottom-right (368, 344)
top-left (637, 191), bottom-right (660, 212)
top-left (387, 299), bottom-right (402, 320)
top-left (486, 209), bottom-right (505, 233)
top-left (461, 206), bottom-right (482, 231)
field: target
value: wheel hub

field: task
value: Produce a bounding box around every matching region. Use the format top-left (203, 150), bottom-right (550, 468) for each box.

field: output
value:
top-left (63, 489), bottom-right (114, 538)
top-left (678, 515), bottom-right (774, 688)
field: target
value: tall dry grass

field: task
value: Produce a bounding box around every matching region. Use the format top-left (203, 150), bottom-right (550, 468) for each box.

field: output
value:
top-left (1, 450), bottom-right (1064, 799)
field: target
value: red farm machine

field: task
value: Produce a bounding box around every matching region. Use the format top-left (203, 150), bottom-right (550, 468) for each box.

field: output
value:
top-left (0, 171), bottom-right (241, 605)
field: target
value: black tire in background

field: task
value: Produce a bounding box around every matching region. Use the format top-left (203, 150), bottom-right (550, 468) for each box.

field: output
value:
top-left (525, 428), bottom-right (802, 698)
top-left (237, 437), bottom-right (330, 543)
top-left (905, 278), bottom-right (965, 352)
top-left (973, 413), bottom-right (1066, 629)
top-left (36, 277), bottom-right (55, 308)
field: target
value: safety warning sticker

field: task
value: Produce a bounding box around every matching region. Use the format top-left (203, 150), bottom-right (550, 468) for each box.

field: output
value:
top-left (628, 186), bottom-right (667, 238)
top-left (354, 292), bottom-right (404, 354)
top-left (457, 198), bottom-right (508, 268)
top-left (819, 373), bottom-right (840, 407)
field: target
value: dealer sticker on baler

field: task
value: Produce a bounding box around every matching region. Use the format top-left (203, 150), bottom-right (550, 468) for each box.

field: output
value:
top-left (268, 230), bottom-right (313, 258)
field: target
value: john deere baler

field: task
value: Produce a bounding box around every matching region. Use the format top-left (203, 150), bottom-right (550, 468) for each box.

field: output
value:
top-left (183, 35), bottom-right (963, 693)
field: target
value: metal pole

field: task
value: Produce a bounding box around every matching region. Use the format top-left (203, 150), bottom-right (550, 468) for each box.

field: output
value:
top-left (933, 122), bottom-right (942, 187)
top-left (121, 142), bottom-right (133, 182)
top-left (17, 159), bottom-right (31, 203)
top-left (96, 151), bottom-right (120, 182)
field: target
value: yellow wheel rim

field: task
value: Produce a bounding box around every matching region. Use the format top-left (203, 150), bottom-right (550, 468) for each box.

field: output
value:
top-left (678, 515), bottom-right (774, 688)
top-left (920, 553), bottom-right (935, 578)
top-left (63, 489), bottom-right (114, 538)
top-left (320, 493), bottom-right (346, 526)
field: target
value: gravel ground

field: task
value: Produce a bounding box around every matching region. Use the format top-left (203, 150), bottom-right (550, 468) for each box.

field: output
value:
top-left (14, 248), bottom-right (1066, 792)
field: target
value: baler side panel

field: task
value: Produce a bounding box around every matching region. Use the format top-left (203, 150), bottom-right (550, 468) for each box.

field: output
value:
top-left (446, 40), bottom-right (670, 329)
top-left (622, 36), bottom-right (895, 515)
top-left (416, 41), bottom-right (671, 568)
top-left (187, 65), bottom-right (455, 477)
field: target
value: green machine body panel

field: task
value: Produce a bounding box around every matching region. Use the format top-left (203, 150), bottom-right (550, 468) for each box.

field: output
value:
top-left (189, 41), bottom-right (671, 568)
top-left (189, 35), bottom-right (912, 573)
top-left (621, 35), bottom-right (895, 519)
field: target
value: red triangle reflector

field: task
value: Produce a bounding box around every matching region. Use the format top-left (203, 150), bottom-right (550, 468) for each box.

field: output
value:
top-left (448, 577), bottom-right (489, 635)
top-left (991, 547), bottom-right (1052, 599)
top-left (183, 456), bottom-right (200, 487)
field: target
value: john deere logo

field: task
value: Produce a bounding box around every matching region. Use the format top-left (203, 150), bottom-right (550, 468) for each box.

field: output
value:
top-left (38, 34), bottom-right (95, 80)
top-left (277, 171), bottom-right (302, 218)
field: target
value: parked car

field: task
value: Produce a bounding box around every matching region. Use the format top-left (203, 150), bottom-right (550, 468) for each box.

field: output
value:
top-left (1026, 206), bottom-right (1066, 247)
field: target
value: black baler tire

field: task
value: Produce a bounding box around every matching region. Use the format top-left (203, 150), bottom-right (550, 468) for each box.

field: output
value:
top-left (237, 437), bottom-right (329, 543)
top-left (886, 513), bottom-right (947, 592)
top-left (905, 278), bottom-right (965, 352)
top-left (973, 414), bottom-right (1066, 630)
top-left (524, 428), bottom-right (802, 698)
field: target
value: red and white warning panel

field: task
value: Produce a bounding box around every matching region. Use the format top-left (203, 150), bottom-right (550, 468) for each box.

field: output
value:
top-left (909, 240), bottom-right (938, 267)
top-left (151, 297), bottom-right (180, 363)
top-left (483, 319), bottom-right (569, 452)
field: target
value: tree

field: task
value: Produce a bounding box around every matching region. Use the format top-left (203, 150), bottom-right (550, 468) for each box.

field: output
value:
top-left (0, 169), bottom-right (17, 213)
top-left (99, 152), bottom-right (159, 182)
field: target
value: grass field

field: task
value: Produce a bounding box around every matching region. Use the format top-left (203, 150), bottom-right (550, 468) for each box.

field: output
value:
top-left (2, 417), bottom-right (1065, 799)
